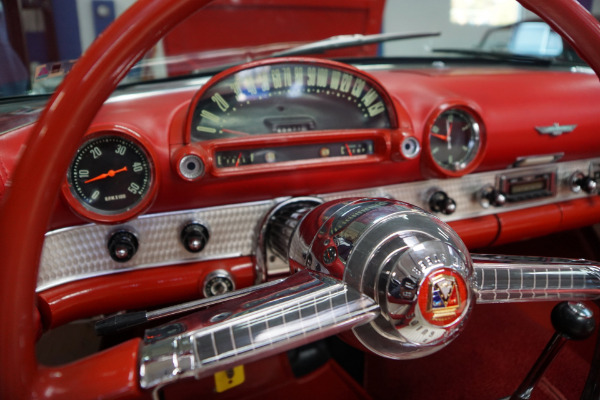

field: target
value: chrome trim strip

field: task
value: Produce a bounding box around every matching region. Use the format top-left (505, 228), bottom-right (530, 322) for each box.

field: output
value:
top-left (472, 254), bottom-right (600, 303)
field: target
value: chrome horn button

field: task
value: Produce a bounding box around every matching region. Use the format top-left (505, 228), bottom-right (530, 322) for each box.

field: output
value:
top-left (288, 198), bottom-right (475, 359)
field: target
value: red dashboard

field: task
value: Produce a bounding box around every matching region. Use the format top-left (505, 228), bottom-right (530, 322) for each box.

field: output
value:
top-left (2, 56), bottom-right (600, 327)
top-left (2, 0), bottom-right (600, 398)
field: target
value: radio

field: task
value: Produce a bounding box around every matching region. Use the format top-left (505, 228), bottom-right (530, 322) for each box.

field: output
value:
top-left (498, 170), bottom-right (557, 203)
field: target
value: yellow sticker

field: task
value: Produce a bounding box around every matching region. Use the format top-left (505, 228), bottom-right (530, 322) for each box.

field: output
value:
top-left (214, 365), bottom-right (245, 393)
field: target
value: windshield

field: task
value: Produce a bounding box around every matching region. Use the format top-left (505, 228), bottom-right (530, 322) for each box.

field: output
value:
top-left (0, 0), bottom-right (596, 100)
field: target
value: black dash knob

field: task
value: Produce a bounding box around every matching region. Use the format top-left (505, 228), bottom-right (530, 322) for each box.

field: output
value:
top-left (108, 231), bottom-right (138, 262)
top-left (551, 301), bottom-right (595, 341)
top-left (181, 223), bottom-right (209, 253)
top-left (429, 190), bottom-right (456, 215)
top-left (479, 186), bottom-right (506, 208)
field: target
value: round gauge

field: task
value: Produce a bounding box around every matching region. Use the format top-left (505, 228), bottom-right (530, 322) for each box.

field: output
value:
top-left (65, 134), bottom-right (155, 220)
top-left (428, 108), bottom-right (482, 172)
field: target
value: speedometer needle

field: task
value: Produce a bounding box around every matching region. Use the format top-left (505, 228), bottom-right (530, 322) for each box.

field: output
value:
top-left (84, 166), bottom-right (128, 184)
top-left (221, 128), bottom-right (250, 136)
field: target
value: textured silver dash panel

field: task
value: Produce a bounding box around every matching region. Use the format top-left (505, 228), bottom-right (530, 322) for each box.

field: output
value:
top-left (38, 200), bottom-right (277, 291)
top-left (39, 158), bottom-right (600, 291)
top-left (320, 159), bottom-right (599, 222)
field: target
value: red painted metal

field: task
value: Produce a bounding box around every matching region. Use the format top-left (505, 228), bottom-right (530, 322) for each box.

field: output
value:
top-left (494, 204), bottom-right (562, 246)
top-left (559, 196), bottom-right (600, 231)
top-left (38, 257), bottom-right (255, 329)
top-left (1, 67), bottom-right (594, 230)
top-left (449, 215), bottom-right (499, 249)
top-left (162, 0), bottom-right (385, 75)
top-left (0, 0), bottom-right (600, 398)
top-left (34, 339), bottom-right (144, 400)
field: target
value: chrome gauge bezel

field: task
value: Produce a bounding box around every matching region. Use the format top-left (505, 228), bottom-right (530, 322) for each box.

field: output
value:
top-left (424, 106), bottom-right (485, 177)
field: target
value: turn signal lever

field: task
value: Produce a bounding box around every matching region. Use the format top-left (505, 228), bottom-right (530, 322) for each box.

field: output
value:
top-left (506, 302), bottom-right (595, 400)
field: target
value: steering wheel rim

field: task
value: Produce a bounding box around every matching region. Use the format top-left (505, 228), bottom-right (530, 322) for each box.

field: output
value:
top-left (0, 0), bottom-right (599, 398)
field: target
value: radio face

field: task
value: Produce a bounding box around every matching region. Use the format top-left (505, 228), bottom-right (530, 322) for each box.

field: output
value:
top-left (499, 171), bottom-right (557, 203)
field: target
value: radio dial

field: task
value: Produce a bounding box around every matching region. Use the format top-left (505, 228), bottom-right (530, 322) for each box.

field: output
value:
top-left (570, 172), bottom-right (597, 194)
top-left (479, 186), bottom-right (506, 208)
top-left (428, 190), bottom-right (457, 215)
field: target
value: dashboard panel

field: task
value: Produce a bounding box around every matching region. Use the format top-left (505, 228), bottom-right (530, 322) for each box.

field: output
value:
top-left (3, 57), bottom-right (600, 325)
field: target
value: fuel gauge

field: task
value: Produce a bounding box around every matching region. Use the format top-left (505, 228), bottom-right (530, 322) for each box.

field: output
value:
top-left (215, 140), bottom-right (374, 169)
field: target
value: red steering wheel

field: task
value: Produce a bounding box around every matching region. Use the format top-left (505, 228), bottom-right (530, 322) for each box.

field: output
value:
top-left (1, 0), bottom-right (599, 398)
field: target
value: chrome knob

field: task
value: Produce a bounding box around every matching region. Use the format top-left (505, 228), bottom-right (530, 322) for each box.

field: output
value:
top-left (479, 185), bottom-right (506, 208)
top-left (570, 171), bottom-right (597, 194)
top-left (428, 190), bottom-right (457, 215)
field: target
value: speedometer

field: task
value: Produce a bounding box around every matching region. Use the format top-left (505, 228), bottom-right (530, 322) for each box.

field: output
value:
top-left (189, 59), bottom-right (393, 141)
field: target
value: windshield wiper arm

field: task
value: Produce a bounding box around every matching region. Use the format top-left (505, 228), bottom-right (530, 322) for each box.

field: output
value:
top-left (431, 48), bottom-right (553, 65)
top-left (271, 31), bottom-right (441, 57)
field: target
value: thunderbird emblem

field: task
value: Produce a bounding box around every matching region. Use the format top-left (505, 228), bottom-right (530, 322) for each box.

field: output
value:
top-left (535, 123), bottom-right (576, 137)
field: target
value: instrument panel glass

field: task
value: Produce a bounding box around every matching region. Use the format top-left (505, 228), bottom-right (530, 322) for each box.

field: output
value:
top-left (215, 140), bottom-right (374, 168)
top-left (190, 61), bottom-right (392, 142)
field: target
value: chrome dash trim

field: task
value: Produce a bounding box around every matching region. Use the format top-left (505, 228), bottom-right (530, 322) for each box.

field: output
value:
top-left (38, 158), bottom-right (600, 292)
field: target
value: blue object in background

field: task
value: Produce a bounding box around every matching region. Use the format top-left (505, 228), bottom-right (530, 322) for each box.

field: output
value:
top-left (92, 1), bottom-right (115, 38)
top-left (0, 2), bottom-right (28, 96)
top-left (577, 0), bottom-right (593, 11)
top-left (51, 0), bottom-right (82, 60)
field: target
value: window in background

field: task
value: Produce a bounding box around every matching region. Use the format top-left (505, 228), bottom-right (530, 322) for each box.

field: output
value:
top-left (451, 0), bottom-right (521, 26)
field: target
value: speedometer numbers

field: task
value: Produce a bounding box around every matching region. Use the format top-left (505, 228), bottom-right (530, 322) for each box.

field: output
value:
top-left (426, 107), bottom-right (484, 177)
top-left (64, 134), bottom-right (156, 223)
top-left (189, 60), bottom-right (393, 141)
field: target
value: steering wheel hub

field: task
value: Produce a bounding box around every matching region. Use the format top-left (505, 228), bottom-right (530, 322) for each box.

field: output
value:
top-left (286, 198), bottom-right (475, 359)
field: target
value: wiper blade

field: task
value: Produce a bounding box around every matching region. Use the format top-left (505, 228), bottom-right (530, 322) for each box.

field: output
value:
top-left (431, 48), bottom-right (553, 65)
top-left (271, 32), bottom-right (441, 57)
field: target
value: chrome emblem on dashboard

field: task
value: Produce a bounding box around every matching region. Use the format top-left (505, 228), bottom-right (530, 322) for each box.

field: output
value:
top-left (535, 123), bottom-right (577, 137)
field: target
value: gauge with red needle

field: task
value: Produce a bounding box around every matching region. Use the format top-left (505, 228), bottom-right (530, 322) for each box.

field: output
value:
top-left (66, 135), bottom-right (154, 216)
top-left (428, 108), bottom-right (481, 172)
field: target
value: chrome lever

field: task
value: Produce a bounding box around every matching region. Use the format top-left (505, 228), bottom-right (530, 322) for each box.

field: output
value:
top-left (472, 254), bottom-right (600, 303)
top-left (139, 270), bottom-right (378, 390)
